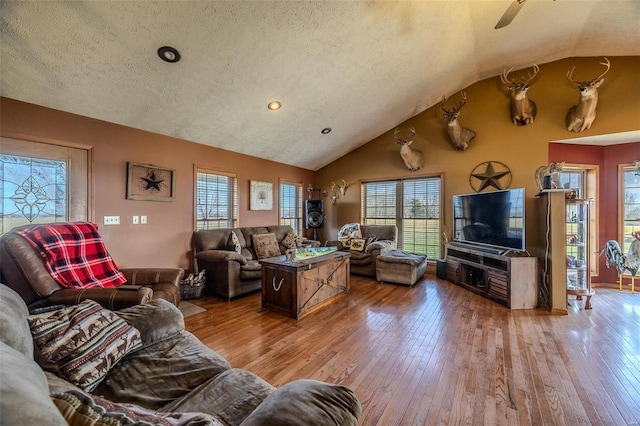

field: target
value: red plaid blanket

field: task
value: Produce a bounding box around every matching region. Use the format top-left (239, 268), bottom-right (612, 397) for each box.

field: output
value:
top-left (17, 222), bottom-right (127, 289)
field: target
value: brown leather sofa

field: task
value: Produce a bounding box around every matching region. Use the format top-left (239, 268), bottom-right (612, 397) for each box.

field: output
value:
top-left (0, 225), bottom-right (183, 310)
top-left (326, 224), bottom-right (398, 277)
top-left (193, 225), bottom-right (318, 299)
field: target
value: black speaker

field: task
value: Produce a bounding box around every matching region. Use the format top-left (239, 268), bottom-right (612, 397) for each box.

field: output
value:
top-left (305, 200), bottom-right (324, 229)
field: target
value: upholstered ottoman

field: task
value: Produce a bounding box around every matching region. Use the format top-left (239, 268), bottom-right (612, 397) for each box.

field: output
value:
top-left (376, 250), bottom-right (427, 287)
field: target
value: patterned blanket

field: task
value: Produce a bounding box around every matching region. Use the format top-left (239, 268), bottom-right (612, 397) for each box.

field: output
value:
top-left (17, 221), bottom-right (127, 289)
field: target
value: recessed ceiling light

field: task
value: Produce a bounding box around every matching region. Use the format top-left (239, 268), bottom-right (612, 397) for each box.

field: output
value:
top-left (321, 128), bottom-right (332, 134)
top-left (158, 46), bottom-right (180, 63)
top-left (267, 101), bottom-right (281, 111)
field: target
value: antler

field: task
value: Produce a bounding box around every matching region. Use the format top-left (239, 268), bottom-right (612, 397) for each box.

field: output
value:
top-left (500, 67), bottom-right (516, 86)
top-left (523, 64), bottom-right (539, 84)
top-left (394, 126), bottom-right (416, 140)
top-left (501, 64), bottom-right (538, 86)
top-left (441, 92), bottom-right (467, 114)
top-left (566, 57), bottom-right (610, 84)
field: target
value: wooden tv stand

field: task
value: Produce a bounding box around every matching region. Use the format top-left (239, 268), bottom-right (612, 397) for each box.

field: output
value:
top-left (445, 243), bottom-right (538, 309)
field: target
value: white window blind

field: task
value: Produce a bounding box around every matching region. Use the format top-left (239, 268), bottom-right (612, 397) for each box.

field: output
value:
top-left (195, 170), bottom-right (237, 230)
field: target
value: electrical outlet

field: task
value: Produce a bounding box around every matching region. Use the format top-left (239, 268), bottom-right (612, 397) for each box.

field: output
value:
top-left (133, 216), bottom-right (139, 224)
top-left (140, 215), bottom-right (147, 224)
top-left (104, 216), bottom-right (120, 225)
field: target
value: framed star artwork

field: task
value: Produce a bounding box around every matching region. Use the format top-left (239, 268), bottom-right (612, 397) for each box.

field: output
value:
top-left (469, 161), bottom-right (512, 192)
top-left (126, 162), bottom-right (175, 201)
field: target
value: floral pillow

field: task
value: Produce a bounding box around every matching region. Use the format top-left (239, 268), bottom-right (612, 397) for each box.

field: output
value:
top-left (282, 231), bottom-right (306, 250)
top-left (28, 300), bottom-right (142, 391)
top-left (252, 233), bottom-right (281, 259)
top-left (226, 231), bottom-right (242, 253)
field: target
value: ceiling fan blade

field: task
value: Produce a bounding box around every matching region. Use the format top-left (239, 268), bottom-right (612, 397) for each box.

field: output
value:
top-left (495, 0), bottom-right (526, 29)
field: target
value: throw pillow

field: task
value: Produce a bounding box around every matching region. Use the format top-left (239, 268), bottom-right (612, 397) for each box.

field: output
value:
top-left (252, 233), bottom-right (281, 259)
top-left (226, 230), bottom-right (241, 253)
top-left (282, 231), bottom-right (305, 250)
top-left (350, 238), bottom-right (366, 252)
top-left (365, 236), bottom-right (379, 249)
top-left (28, 300), bottom-right (142, 392)
top-left (16, 221), bottom-right (127, 289)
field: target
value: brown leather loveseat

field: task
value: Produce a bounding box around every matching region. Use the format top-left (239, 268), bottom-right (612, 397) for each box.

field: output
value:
top-left (193, 225), bottom-right (317, 299)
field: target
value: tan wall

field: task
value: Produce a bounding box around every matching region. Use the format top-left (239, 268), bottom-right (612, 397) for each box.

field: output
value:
top-left (317, 57), bottom-right (640, 259)
top-left (0, 97), bottom-right (315, 272)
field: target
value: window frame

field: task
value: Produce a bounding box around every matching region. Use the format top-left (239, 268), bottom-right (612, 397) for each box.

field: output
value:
top-left (361, 174), bottom-right (443, 258)
top-left (619, 163), bottom-right (640, 253)
top-left (279, 180), bottom-right (303, 234)
top-left (193, 166), bottom-right (237, 231)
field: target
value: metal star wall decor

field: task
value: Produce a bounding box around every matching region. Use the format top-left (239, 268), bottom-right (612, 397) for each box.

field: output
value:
top-left (141, 171), bottom-right (164, 191)
top-left (469, 161), bottom-right (512, 192)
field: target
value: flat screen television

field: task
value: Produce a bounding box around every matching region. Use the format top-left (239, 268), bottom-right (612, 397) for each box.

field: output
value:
top-left (452, 188), bottom-right (525, 252)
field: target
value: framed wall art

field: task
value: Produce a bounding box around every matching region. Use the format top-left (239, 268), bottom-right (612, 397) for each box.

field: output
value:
top-left (126, 162), bottom-right (175, 201)
top-left (250, 180), bottom-right (273, 210)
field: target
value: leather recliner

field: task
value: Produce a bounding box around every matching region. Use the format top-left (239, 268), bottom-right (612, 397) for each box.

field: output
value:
top-left (0, 224), bottom-right (183, 310)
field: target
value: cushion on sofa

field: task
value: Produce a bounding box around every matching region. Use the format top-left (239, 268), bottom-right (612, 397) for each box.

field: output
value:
top-left (252, 233), bottom-right (280, 259)
top-left (282, 231), bottom-right (306, 250)
top-left (115, 299), bottom-right (185, 349)
top-left (0, 283), bottom-right (34, 357)
top-left (52, 389), bottom-right (225, 426)
top-left (240, 379), bottom-right (362, 426)
top-left (0, 341), bottom-right (68, 425)
top-left (28, 300), bottom-right (142, 391)
top-left (227, 231), bottom-right (242, 253)
top-left (95, 331), bottom-right (231, 410)
top-left (161, 368), bottom-right (276, 425)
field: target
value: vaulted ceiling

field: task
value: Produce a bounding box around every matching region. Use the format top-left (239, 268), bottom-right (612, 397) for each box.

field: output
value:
top-left (1, 1), bottom-right (639, 170)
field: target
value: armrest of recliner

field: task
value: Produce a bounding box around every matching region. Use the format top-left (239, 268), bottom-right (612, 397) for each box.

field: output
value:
top-left (120, 268), bottom-right (184, 288)
top-left (195, 250), bottom-right (247, 265)
top-left (45, 286), bottom-right (153, 311)
top-left (364, 239), bottom-right (396, 253)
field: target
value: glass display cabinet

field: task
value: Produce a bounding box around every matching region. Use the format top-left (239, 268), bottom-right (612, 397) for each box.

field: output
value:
top-left (565, 199), bottom-right (594, 309)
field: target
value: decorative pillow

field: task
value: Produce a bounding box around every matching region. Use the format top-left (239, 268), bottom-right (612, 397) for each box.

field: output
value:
top-left (350, 238), bottom-right (366, 252)
top-left (226, 231), bottom-right (241, 253)
top-left (282, 231), bottom-right (305, 250)
top-left (28, 300), bottom-right (142, 392)
top-left (252, 233), bottom-right (281, 259)
top-left (16, 221), bottom-right (127, 289)
top-left (365, 236), bottom-right (379, 249)
top-left (52, 390), bottom-right (224, 426)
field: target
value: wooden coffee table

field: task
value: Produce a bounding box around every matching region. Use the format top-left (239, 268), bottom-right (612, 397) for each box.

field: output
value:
top-left (259, 251), bottom-right (350, 319)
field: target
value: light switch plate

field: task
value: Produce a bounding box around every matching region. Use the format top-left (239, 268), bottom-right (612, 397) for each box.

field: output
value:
top-left (104, 216), bottom-right (120, 225)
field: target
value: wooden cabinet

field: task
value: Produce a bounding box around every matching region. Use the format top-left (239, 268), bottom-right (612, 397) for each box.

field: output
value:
top-left (260, 252), bottom-right (350, 319)
top-left (445, 244), bottom-right (538, 309)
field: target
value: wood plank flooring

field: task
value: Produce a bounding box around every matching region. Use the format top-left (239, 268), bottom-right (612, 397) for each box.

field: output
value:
top-left (184, 275), bottom-right (640, 425)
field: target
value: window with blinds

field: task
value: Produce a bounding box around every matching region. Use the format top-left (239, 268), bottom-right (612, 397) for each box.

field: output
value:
top-left (280, 182), bottom-right (303, 234)
top-left (195, 169), bottom-right (237, 230)
top-left (362, 176), bottom-right (442, 258)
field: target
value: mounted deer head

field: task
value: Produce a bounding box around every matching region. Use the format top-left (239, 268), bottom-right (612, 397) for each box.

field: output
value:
top-left (440, 92), bottom-right (476, 151)
top-left (500, 64), bottom-right (539, 126)
top-left (393, 126), bottom-right (424, 171)
top-left (331, 179), bottom-right (347, 196)
top-left (565, 57), bottom-right (610, 132)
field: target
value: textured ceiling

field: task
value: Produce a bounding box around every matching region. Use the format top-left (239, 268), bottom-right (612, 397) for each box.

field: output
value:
top-left (1, 1), bottom-right (639, 170)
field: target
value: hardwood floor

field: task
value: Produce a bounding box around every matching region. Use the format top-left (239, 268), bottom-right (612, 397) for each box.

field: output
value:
top-left (184, 275), bottom-right (640, 425)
